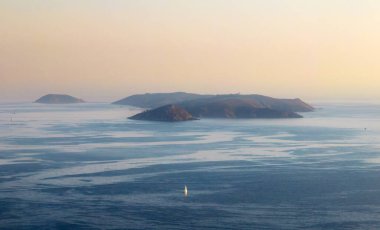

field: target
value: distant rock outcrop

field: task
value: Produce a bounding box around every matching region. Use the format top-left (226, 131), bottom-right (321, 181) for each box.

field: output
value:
top-left (113, 92), bottom-right (314, 112)
top-left (129, 104), bottom-right (197, 122)
top-left (35, 94), bottom-right (85, 104)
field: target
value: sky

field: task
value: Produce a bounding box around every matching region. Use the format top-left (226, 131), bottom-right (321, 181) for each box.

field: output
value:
top-left (1, 0), bottom-right (380, 102)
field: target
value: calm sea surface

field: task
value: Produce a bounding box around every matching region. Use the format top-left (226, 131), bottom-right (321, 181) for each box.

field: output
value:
top-left (1, 102), bottom-right (380, 229)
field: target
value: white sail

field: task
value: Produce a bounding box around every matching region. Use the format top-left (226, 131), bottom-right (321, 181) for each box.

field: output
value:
top-left (184, 185), bottom-right (188, 196)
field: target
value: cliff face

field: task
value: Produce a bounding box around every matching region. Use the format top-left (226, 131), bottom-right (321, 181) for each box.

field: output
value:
top-left (35, 94), bottom-right (85, 104)
top-left (113, 93), bottom-right (314, 113)
top-left (129, 104), bottom-right (196, 122)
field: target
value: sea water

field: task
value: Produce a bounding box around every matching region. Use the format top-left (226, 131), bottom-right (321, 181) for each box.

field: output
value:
top-left (1, 102), bottom-right (380, 229)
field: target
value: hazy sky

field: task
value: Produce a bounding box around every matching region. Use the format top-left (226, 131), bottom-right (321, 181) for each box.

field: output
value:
top-left (1, 0), bottom-right (380, 102)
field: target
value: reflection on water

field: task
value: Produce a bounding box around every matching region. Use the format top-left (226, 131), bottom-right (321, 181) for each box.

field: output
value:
top-left (1, 102), bottom-right (380, 229)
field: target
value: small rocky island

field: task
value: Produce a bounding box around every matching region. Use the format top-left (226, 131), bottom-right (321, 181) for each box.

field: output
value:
top-left (129, 104), bottom-right (197, 122)
top-left (35, 94), bottom-right (85, 104)
top-left (126, 93), bottom-right (313, 122)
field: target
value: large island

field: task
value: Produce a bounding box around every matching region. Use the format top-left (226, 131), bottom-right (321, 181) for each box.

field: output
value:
top-left (122, 93), bottom-right (314, 122)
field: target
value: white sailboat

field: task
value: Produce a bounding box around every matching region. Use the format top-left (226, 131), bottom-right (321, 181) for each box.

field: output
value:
top-left (184, 185), bottom-right (188, 197)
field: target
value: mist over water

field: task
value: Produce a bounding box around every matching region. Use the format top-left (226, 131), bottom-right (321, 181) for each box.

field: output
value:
top-left (1, 102), bottom-right (380, 229)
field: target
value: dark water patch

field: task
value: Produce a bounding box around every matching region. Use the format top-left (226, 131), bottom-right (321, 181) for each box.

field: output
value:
top-left (0, 163), bottom-right (47, 177)
top-left (308, 220), bottom-right (380, 230)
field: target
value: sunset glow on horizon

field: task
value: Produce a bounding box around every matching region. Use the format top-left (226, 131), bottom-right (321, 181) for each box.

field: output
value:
top-left (1, 0), bottom-right (380, 102)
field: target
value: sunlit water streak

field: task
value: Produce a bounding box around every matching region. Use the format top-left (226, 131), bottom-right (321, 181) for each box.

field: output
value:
top-left (1, 102), bottom-right (380, 229)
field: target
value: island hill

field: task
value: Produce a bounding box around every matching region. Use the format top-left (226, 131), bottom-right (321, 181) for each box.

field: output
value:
top-left (115, 92), bottom-right (314, 122)
top-left (35, 94), bottom-right (85, 104)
